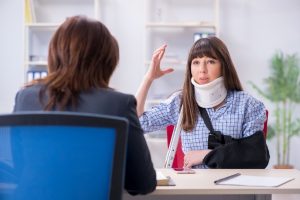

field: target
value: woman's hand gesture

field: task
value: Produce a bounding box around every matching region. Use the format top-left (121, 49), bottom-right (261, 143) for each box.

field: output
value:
top-left (135, 44), bottom-right (174, 116)
top-left (145, 44), bottom-right (174, 81)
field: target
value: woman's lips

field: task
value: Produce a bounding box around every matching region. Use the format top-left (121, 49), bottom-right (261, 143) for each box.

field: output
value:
top-left (197, 78), bottom-right (209, 84)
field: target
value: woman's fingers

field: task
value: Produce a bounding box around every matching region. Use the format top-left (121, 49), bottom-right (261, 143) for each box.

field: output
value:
top-left (161, 68), bottom-right (174, 75)
top-left (184, 157), bottom-right (193, 168)
top-left (152, 44), bottom-right (167, 60)
top-left (158, 46), bottom-right (166, 60)
top-left (185, 162), bottom-right (193, 168)
top-left (153, 44), bottom-right (167, 55)
top-left (148, 44), bottom-right (171, 79)
top-left (184, 150), bottom-right (211, 168)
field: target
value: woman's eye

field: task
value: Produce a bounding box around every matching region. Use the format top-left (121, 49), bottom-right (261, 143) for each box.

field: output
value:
top-left (207, 60), bottom-right (215, 64)
top-left (192, 60), bottom-right (200, 65)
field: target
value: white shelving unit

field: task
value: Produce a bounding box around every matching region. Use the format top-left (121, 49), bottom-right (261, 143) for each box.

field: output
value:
top-left (23, 0), bottom-right (101, 82)
top-left (144, 0), bottom-right (219, 107)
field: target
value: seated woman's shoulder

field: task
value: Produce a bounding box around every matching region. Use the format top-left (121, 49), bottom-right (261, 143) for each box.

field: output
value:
top-left (163, 90), bottom-right (182, 104)
top-left (92, 88), bottom-right (133, 98)
top-left (17, 83), bottom-right (43, 96)
top-left (230, 90), bottom-right (264, 106)
top-left (105, 88), bottom-right (133, 98)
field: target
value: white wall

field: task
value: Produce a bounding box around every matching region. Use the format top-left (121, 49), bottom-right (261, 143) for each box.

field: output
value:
top-left (0, 1), bottom-right (24, 113)
top-left (101, 0), bottom-right (146, 94)
top-left (218, 0), bottom-right (300, 169)
top-left (1, 0), bottom-right (300, 168)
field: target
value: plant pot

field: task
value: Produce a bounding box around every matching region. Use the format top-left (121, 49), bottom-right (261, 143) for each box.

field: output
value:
top-left (273, 164), bottom-right (294, 169)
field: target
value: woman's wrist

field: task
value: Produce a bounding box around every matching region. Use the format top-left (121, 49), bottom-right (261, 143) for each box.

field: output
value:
top-left (144, 75), bottom-right (154, 83)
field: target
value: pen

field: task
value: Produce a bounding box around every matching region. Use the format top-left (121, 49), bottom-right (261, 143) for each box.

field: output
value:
top-left (214, 173), bottom-right (241, 184)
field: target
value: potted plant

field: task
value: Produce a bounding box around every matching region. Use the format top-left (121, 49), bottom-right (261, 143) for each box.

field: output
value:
top-left (249, 51), bottom-right (300, 168)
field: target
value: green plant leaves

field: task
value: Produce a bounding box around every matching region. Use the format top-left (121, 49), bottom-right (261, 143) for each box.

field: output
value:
top-left (249, 51), bottom-right (300, 165)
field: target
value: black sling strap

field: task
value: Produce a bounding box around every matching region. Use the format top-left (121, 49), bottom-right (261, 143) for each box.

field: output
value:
top-left (198, 106), bottom-right (214, 132)
top-left (198, 106), bottom-right (232, 148)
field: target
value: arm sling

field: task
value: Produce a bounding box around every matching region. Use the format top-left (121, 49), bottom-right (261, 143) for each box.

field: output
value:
top-left (199, 106), bottom-right (270, 169)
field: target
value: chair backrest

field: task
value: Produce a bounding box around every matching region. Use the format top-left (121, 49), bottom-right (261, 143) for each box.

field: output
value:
top-left (0, 112), bottom-right (128, 200)
top-left (263, 110), bottom-right (268, 139)
top-left (167, 110), bottom-right (268, 168)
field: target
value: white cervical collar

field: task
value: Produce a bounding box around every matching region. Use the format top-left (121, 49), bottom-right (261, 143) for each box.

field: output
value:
top-left (191, 76), bottom-right (227, 108)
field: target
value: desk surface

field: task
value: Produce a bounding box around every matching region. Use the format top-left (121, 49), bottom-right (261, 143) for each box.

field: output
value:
top-left (155, 169), bottom-right (300, 195)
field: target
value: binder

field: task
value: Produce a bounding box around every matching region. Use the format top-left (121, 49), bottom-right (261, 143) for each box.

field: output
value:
top-left (24, 0), bottom-right (32, 23)
top-left (24, 0), bottom-right (36, 23)
top-left (33, 71), bottom-right (41, 79)
top-left (27, 71), bottom-right (34, 82)
top-left (27, 69), bottom-right (48, 82)
top-left (156, 171), bottom-right (176, 186)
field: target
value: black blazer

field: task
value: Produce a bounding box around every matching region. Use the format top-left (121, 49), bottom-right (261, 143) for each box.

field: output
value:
top-left (13, 84), bottom-right (156, 195)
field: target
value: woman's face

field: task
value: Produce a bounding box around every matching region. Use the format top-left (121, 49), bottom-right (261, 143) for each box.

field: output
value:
top-left (191, 56), bottom-right (222, 85)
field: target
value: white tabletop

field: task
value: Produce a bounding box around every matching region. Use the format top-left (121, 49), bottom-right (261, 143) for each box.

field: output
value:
top-left (154, 168), bottom-right (300, 195)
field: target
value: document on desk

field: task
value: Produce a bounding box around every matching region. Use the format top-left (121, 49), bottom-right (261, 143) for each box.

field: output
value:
top-left (214, 173), bottom-right (294, 187)
top-left (156, 170), bottom-right (176, 186)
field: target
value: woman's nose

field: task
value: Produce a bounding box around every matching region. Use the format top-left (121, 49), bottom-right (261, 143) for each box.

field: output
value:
top-left (199, 62), bottom-right (207, 73)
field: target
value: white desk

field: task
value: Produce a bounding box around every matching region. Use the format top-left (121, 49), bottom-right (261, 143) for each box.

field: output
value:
top-left (124, 169), bottom-right (300, 200)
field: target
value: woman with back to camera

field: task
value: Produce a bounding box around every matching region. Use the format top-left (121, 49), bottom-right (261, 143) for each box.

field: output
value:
top-left (13, 15), bottom-right (156, 195)
top-left (136, 37), bottom-right (269, 169)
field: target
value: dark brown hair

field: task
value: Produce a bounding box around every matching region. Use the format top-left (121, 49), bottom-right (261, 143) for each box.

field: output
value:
top-left (30, 15), bottom-right (119, 110)
top-left (181, 36), bottom-right (243, 131)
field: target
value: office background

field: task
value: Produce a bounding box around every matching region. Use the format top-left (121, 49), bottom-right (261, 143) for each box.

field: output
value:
top-left (1, 0), bottom-right (300, 169)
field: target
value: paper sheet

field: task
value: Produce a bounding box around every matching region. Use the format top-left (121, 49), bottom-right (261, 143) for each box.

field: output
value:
top-left (217, 175), bottom-right (294, 187)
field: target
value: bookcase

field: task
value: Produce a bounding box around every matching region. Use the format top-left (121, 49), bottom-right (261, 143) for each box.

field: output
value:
top-left (24, 0), bottom-right (101, 82)
top-left (144, 0), bottom-right (219, 106)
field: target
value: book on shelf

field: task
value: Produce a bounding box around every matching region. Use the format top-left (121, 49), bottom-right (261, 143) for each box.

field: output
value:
top-left (194, 32), bottom-right (216, 42)
top-left (24, 0), bottom-right (36, 23)
top-left (156, 170), bottom-right (176, 186)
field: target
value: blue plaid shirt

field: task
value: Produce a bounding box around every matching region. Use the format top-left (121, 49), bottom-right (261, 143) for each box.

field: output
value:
top-left (139, 90), bottom-right (266, 168)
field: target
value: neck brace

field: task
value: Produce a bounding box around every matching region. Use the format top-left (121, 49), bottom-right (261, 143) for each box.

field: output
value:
top-left (191, 76), bottom-right (227, 108)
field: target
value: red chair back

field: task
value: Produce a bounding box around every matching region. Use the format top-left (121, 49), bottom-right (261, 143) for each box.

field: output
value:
top-left (166, 110), bottom-right (268, 168)
top-left (263, 110), bottom-right (268, 139)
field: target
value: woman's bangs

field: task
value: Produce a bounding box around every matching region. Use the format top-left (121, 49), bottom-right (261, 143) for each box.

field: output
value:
top-left (191, 40), bottom-right (218, 60)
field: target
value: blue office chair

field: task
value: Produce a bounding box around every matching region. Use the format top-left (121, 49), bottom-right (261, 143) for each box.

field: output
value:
top-left (0, 112), bottom-right (128, 200)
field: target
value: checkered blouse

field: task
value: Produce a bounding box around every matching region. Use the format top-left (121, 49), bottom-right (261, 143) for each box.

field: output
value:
top-left (139, 90), bottom-right (266, 168)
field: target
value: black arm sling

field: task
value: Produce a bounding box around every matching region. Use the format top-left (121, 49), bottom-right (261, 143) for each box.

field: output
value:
top-left (198, 106), bottom-right (270, 169)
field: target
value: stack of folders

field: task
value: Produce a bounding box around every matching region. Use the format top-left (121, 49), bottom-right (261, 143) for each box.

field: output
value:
top-left (27, 70), bottom-right (48, 82)
top-left (156, 170), bottom-right (175, 186)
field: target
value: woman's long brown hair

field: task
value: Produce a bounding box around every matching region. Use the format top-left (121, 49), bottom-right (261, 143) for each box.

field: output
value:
top-left (29, 16), bottom-right (119, 110)
top-left (181, 37), bottom-right (243, 131)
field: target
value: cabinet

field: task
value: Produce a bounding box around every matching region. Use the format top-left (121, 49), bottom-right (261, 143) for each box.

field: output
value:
top-left (24, 0), bottom-right (101, 82)
top-left (144, 0), bottom-right (219, 106)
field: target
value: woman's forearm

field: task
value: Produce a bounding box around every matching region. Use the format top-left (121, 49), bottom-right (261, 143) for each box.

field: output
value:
top-left (135, 44), bottom-right (173, 117)
top-left (135, 75), bottom-right (153, 117)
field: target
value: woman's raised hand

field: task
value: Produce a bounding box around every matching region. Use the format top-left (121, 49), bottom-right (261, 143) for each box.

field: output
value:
top-left (135, 44), bottom-right (174, 116)
top-left (145, 44), bottom-right (174, 81)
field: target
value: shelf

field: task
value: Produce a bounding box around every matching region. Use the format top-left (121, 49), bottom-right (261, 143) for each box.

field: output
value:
top-left (25, 23), bottom-right (59, 30)
top-left (37, 0), bottom-right (93, 3)
top-left (23, 0), bottom-right (99, 83)
top-left (25, 61), bottom-right (48, 66)
top-left (144, 60), bottom-right (186, 71)
top-left (146, 21), bottom-right (216, 29)
top-left (145, 59), bottom-right (187, 65)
